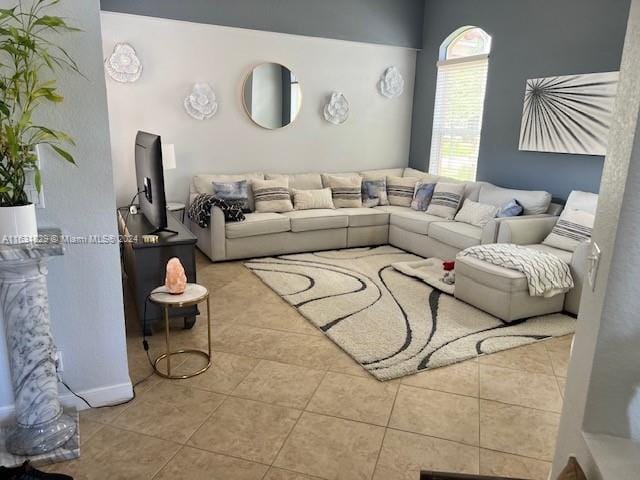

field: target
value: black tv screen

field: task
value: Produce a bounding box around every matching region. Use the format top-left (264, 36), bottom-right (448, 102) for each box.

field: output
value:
top-left (134, 131), bottom-right (167, 233)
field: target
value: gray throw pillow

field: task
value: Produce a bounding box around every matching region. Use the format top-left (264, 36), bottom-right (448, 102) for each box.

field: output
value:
top-left (411, 182), bottom-right (436, 211)
top-left (362, 179), bottom-right (389, 207)
top-left (212, 180), bottom-right (251, 212)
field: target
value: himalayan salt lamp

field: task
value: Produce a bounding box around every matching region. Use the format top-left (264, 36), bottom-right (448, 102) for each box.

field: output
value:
top-left (165, 257), bottom-right (187, 294)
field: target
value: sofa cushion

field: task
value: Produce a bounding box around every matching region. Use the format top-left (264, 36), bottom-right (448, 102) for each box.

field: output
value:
top-left (565, 190), bottom-right (598, 215)
top-left (266, 173), bottom-right (323, 191)
top-left (428, 222), bottom-right (483, 250)
top-left (382, 206), bottom-right (448, 235)
top-left (226, 212), bottom-right (290, 239)
top-left (454, 199), bottom-right (498, 227)
top-left (403, 167), bottom-right (440, 184)
top-left (455, 255), bottom-right (529, 293)
top-left (525, 244), bottom-right (573, 263)
top-left (360, 168), bottom-right (404, 180)
top-left (283, 209), bottom-right (348, 232)
top-left (194, 172), bottom-right (264, 210)
top-left (292, 188), bottom-right (335, 210)
top-left (338, 208), bottom-right (389, 227)
top-left (479, 183), bottom-right (552, 215)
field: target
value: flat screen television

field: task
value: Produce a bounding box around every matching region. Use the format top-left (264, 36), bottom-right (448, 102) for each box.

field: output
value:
top-left (134, 131), bottom-right (172, 234)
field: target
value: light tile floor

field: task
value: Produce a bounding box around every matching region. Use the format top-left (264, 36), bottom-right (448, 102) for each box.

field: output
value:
top-left (45, 253), bottom-right (573, 480)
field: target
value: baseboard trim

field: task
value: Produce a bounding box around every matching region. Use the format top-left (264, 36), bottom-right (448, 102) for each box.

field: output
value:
top-left (0, 381), bottom-right (133, 423)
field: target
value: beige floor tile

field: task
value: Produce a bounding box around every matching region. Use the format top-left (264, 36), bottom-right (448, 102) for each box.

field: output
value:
top-left (479, 400), bottom-right (560, 461)
top-left (43, 426), bottom-right (180, 479)
top-left (189, 396), bottom-right (301, 464)
top-left (274, 412), bottom-right (385, 480)
top-left (480, 449), bottom-right (551, 480)
top-left (78, 417), bottom-right (104, 446)
top-left (210, 323), bottom-right (339, 369)
top-left (389, 385), bottom-right (479, 446)
top-left (329, 349), bottom-right (371, 378)
top-left (264, 468), bottom-right (325, 480)
top-left (478, 342), bottom-right (555, 375)
top-left (543, 334), bottom-right (573, 353)
top-left (233, 360), bottom-right (326, 409)
top-left (175, 351), bottom-right (260, 394)
top-left (306, 372), bottom-right (398, 426)
top-left (373, 429), bottom-right (479, 480)
top-left (79, 377), bottom-right (157, 425)
top-left (480, 365), bottom-right (563, 412)
top-left (401, 360), bottom-right (479, 397)
top-left (548, 348), bottom-right (570, 377)
top-left (557, 377), bottom-right (567, 398)
top-left (112, 382), bottom-right (225, 443)
top-left (154, 446), bottom-right (269, 480)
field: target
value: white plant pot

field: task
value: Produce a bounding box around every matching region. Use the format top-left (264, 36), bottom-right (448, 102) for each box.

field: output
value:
top-left (0, 204), bottom-right (38, 243)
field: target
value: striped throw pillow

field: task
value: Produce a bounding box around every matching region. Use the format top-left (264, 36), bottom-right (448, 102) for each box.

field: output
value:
top-left (387, 176), bottom-right (417, 207)
top-left (426, 182), bottom-right (465, 219)
top-left (322, 174), bottom-right (362, 208)
top-left (543, 208), bottom-right (594, 252)
top-left (251, 178), bottom-right (293, 213)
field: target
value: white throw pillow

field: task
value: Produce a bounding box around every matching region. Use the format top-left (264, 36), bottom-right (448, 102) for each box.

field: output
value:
top-left (251, 178), bottom-right (293, 213)
top-left (543, 208), bottom-right (595, 252)
top-left (426, 182), bottom-right (466, 219)
top-left (454, 199), bottom-right (499, 227)
top-left (386, 176), bottom-right (418, 207)
top-left (292, 188), bottom-right (335, 210)
top-left (321, 174), bottom-right (362, 208)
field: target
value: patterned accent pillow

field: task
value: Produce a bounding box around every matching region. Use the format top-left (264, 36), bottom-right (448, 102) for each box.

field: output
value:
top-left (497, 198), bottom-right (524, 218)
top-left (386, 176), bottom-right (417, 207)
top-left (251, 178), bottom-right (293, 213)
top-left (543, 208), bottom-right (594, 252)
top-left (212, 180), bottom-right (251, 212)
top-left (426, 182), bottom-right (465, 219)
top-left (454, 199), bottom-right (499, 227)
top-left (410, 182), bottom-right (436, 211)
top-left (322, 174), bottom-right (362, 208)
top-left (292, 188), bottom-right (335, 210)
top-left (361, 179), bottom-right (388, 207)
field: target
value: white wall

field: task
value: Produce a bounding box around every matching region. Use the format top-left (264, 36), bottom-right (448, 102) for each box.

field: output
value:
top-left (100, 12), bottom-right (417, 206)
top-left (0, 0), bottom-right (131, 418)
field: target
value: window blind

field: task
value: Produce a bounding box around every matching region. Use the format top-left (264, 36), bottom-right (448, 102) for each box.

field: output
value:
top-left (429, 56), bottom-right (489, 182)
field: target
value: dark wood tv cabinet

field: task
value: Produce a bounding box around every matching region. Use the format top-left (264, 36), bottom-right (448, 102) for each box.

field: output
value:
top-left (117, 207), bottom-right (198, 335)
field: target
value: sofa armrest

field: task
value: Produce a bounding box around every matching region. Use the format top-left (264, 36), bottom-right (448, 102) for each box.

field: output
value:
top-left (565, 240), bottom-right (591, 315)
top-left (496, 216), bottom-right (558, 245)
top-left (210, 206), bottom-right (226, 261)
top-left (482, 214), bottom-right (556, 245)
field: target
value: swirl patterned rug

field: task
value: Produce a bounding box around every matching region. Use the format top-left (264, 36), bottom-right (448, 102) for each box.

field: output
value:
top-left (244, 246), bottom-right (576, 381)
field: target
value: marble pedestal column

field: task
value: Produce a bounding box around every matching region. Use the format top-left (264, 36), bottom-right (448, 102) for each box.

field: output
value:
top-left (0, 230), bottom-right (76, 455)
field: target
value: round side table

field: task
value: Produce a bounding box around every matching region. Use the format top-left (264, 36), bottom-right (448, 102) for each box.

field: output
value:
top-left (149, 283), bottom-right (212, 379)
top-left (166, 201), bottom-right (186, 222)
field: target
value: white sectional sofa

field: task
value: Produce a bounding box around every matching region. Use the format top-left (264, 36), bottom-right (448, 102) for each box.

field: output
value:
top-left (188, 167), bottom-right (562, 263)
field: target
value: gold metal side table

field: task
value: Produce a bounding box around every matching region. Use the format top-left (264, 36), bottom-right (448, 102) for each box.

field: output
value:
top-left (149, 283), bottom-right (212, 379)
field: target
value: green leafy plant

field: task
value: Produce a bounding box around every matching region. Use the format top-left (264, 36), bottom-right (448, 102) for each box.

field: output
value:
top-left (0, 0), bottom-right (80, 207)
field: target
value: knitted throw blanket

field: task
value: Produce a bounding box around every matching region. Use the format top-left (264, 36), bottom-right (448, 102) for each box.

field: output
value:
top-left (458, 244), bottom-right (574, 297)
top-left (188, 194), bottom-right (245, 228)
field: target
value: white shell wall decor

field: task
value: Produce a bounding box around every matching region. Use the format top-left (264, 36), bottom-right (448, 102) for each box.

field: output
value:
top-left (378, 66), bottom-right (404, 99)
top-left (105, 43), bottom-right (142, 83)
top-left (184, 83), bottom-right (218, 120)
top-left (323, 92), bottom-right (349, 125)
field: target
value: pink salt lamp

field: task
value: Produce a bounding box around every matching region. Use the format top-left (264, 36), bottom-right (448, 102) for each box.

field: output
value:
top-left (165, 257), bottom-right (187, 294)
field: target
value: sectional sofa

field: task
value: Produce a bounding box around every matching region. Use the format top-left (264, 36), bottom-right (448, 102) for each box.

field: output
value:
top-left (188, 167), bottom-right (562, 263)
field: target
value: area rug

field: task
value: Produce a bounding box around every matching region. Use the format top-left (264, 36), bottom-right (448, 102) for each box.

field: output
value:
top-left (244, 246), bottom-right (576, 380)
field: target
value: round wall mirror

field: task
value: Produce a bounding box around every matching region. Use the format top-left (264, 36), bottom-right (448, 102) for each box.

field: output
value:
top-left (242, 63), bottom-right (302, 129)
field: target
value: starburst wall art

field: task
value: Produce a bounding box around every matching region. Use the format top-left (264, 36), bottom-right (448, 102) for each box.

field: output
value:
top-left (518, 71), bottom-right (619, 156)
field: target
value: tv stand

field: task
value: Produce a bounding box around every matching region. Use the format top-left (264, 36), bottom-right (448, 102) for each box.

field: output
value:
top-left (149, 227), bottom-right (179, 236)
top-left (117, 207), bottom-right (198, 335)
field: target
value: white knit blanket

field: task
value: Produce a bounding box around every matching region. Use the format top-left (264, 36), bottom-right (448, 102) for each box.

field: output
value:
top-left (458, 244), bottom-right (574, 297)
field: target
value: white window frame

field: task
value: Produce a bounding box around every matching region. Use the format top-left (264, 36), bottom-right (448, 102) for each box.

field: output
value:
top-left (429, 27), bottom-right (491, 182)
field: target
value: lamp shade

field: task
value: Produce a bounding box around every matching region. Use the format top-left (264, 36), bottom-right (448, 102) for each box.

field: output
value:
top-left (161, 143), bottom-right (176, 170)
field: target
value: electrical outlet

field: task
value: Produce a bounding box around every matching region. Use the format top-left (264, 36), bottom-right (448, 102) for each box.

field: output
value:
top-left (53, 350), bottom-right (64, 373)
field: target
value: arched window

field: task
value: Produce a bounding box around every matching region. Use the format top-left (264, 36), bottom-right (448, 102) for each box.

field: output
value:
top-left (429, 27), bottom-right (491, 181)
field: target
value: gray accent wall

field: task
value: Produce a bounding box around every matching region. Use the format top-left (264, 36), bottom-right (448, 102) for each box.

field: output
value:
top-left (100, 0), bottom-right (424, 49)
top-left (410, 0), bottom-right (631, 200)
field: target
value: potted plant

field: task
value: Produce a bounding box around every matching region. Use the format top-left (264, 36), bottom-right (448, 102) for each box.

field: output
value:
top-left (0, 0), bottom-right (80, 242)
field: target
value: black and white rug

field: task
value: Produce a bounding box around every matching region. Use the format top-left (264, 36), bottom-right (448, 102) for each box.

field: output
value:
top-left (245, 246), bottom-right (576, 380)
